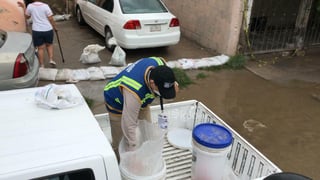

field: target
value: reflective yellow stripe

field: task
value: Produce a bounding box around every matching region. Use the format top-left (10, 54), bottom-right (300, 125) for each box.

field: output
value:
top-left (121, 76), bottom-right (142, 90)
top-left (104, 76), bottom-right (142, 91)
top-left (150, 57), bottom-right (165, 65)
top-left (141, 93), bottom-right (155, 104)
top-left (104, 78), bottom-right (122, 91)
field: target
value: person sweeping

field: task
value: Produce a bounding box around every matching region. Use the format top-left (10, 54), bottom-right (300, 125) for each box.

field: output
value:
top-left (18, 0), bottom-right (57, 68)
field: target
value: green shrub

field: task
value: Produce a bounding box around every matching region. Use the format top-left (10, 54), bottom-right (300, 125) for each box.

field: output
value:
top-left (172, 68), bottom-right (193, 88)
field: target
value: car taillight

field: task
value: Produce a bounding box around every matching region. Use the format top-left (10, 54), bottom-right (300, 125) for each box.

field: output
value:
top-left (13, 53), bottom-right (29, 78)
top-left (169, 18), bottom-right (180, 27)
top-left (123, 20), bottom-right (141, 30)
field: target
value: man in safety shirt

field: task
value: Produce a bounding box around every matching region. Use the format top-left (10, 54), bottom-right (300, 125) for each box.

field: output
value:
top-left (103, 57), bottom-right (179, 160)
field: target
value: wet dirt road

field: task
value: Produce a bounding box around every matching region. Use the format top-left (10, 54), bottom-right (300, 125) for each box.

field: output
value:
top-left (176, 69), bottom-right (320, 179)
top-left (41, 18), bottom-right (319, 179)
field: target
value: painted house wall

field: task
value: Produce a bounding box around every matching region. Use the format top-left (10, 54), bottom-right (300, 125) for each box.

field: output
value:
top-left (163, 0), bottom-right (244, 56)
top-left (0, 0), bottom-right (26, 32)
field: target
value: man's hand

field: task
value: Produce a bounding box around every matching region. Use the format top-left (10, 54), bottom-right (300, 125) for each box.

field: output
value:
top-left (174, 81), bottom-right (179, 93)
top-left (17, 1), bottom-right (25, 9)
top-left (17, 1), bottom-right (31, 19)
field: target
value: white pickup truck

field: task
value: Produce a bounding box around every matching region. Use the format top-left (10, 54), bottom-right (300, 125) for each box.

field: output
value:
top-left (0, 84), bottom-right (281, 180)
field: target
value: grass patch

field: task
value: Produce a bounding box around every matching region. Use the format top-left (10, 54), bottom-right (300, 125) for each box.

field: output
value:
top-left (225, 54), bottom-right (247, 69)
top-left (196, 72), bottom-right (208, 79)
top-left (84, 96), bottom-right (94, 108)
top-left (202, 54), bottom-right (247, 71)
top-left (173, 68), bottom-right (193, 88)
top-left (171, 55), bottom-right (246, 88)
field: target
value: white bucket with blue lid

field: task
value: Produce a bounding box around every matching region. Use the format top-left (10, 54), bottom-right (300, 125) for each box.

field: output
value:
top-left (191, 123), bottom-right (233, 180)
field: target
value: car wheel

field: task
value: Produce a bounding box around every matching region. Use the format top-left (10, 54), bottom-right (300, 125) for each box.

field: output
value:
top-left (76, 7), bottom-right (85, 25)
top-left (105, 28), bottom-right (116, 52)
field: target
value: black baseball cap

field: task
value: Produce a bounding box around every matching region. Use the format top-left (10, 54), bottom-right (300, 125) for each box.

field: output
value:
top-left (150, 66), bottom-right (176, 99)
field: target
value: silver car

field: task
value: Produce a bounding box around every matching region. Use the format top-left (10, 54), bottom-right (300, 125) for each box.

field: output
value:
top-left (0, 30), bottom-right (39, 91)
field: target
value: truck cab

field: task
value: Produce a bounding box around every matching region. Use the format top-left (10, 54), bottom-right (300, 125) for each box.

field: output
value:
top-left (0, 84), bottom-right (120, 180)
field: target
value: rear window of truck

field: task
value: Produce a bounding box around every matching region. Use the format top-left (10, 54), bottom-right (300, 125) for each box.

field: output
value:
top-left (32, 168), bottom-right (95, 180)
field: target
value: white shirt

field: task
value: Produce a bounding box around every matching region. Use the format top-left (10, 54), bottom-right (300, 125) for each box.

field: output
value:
top-left (26, 2), bottom-right (53, 31)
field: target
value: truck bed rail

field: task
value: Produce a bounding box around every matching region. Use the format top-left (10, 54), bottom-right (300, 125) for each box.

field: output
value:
top-left (95, 100), bottom-right (281, 180)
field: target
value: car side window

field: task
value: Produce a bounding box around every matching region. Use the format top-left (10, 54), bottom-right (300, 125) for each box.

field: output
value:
top-left (98, 0), bottom-right (114, 12)
top-left (88, 0), bottom-right (97, 4)
top-left (31, 168), bottom-right (95, 180)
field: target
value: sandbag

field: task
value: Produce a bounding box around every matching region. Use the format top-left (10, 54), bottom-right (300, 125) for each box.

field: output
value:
top-left (55, 68), bottom-right (73, 81)
top-left (87, 67), bottom-right (105, 80)
top-left (80, 44), bottom-right (105, 64)
top-left (109, 46), bottom-right (126, 66)
top-left (38, 68), bottom-right (58, 81)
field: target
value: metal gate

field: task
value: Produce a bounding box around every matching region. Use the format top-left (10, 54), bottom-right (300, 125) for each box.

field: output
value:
top-left (242, 0), bottom-right (320, 54)
top-left (305, 0), bottom-right (320, 46)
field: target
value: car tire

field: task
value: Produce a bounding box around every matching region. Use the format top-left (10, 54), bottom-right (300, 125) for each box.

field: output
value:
top-left (76, 7), bottom-right (86, 25)
top-left (105, 28), bottom-right (116, 52)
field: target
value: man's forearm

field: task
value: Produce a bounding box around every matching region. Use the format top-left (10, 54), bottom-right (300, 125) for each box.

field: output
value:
top-left (48, 16), bottom-right (57, 31)
top-left (121, 88), bottom-right (141, 151)
top-left (17, 1), bottom-right (30, 19)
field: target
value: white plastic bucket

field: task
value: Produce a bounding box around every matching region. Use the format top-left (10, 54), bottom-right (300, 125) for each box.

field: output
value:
top-left (120, 159), bottom-right (166, 180)
top-left (119, 121), bottom-right (166, 180)
top-left (191, 123), bottom-right (233, 180)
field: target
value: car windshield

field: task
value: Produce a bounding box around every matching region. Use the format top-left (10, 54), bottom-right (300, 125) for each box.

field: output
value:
top-left (120, 0), bottom-right (168, 14)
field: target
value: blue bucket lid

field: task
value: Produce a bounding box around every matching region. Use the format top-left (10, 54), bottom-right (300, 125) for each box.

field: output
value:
top-left (192, 123), bottom-right (233, 149)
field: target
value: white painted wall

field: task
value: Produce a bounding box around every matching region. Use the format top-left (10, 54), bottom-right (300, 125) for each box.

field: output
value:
top-left (163, 0), bottom-right (245, 56)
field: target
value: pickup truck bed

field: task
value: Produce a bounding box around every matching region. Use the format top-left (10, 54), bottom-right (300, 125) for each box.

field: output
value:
top-left (0, 84), bottom-right (280, 180)
top-left (96, 100), bottom-right (282, 180)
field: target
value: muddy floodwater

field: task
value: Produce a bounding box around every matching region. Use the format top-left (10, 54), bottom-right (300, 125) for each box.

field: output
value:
top-left (174, 69), bottom-right (320, 179)
top-left (38, 18), bottom-right (319, 179)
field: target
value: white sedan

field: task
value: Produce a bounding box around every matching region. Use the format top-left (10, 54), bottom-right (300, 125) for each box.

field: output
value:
top-left (75, 0), bottom-right (180, 51)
